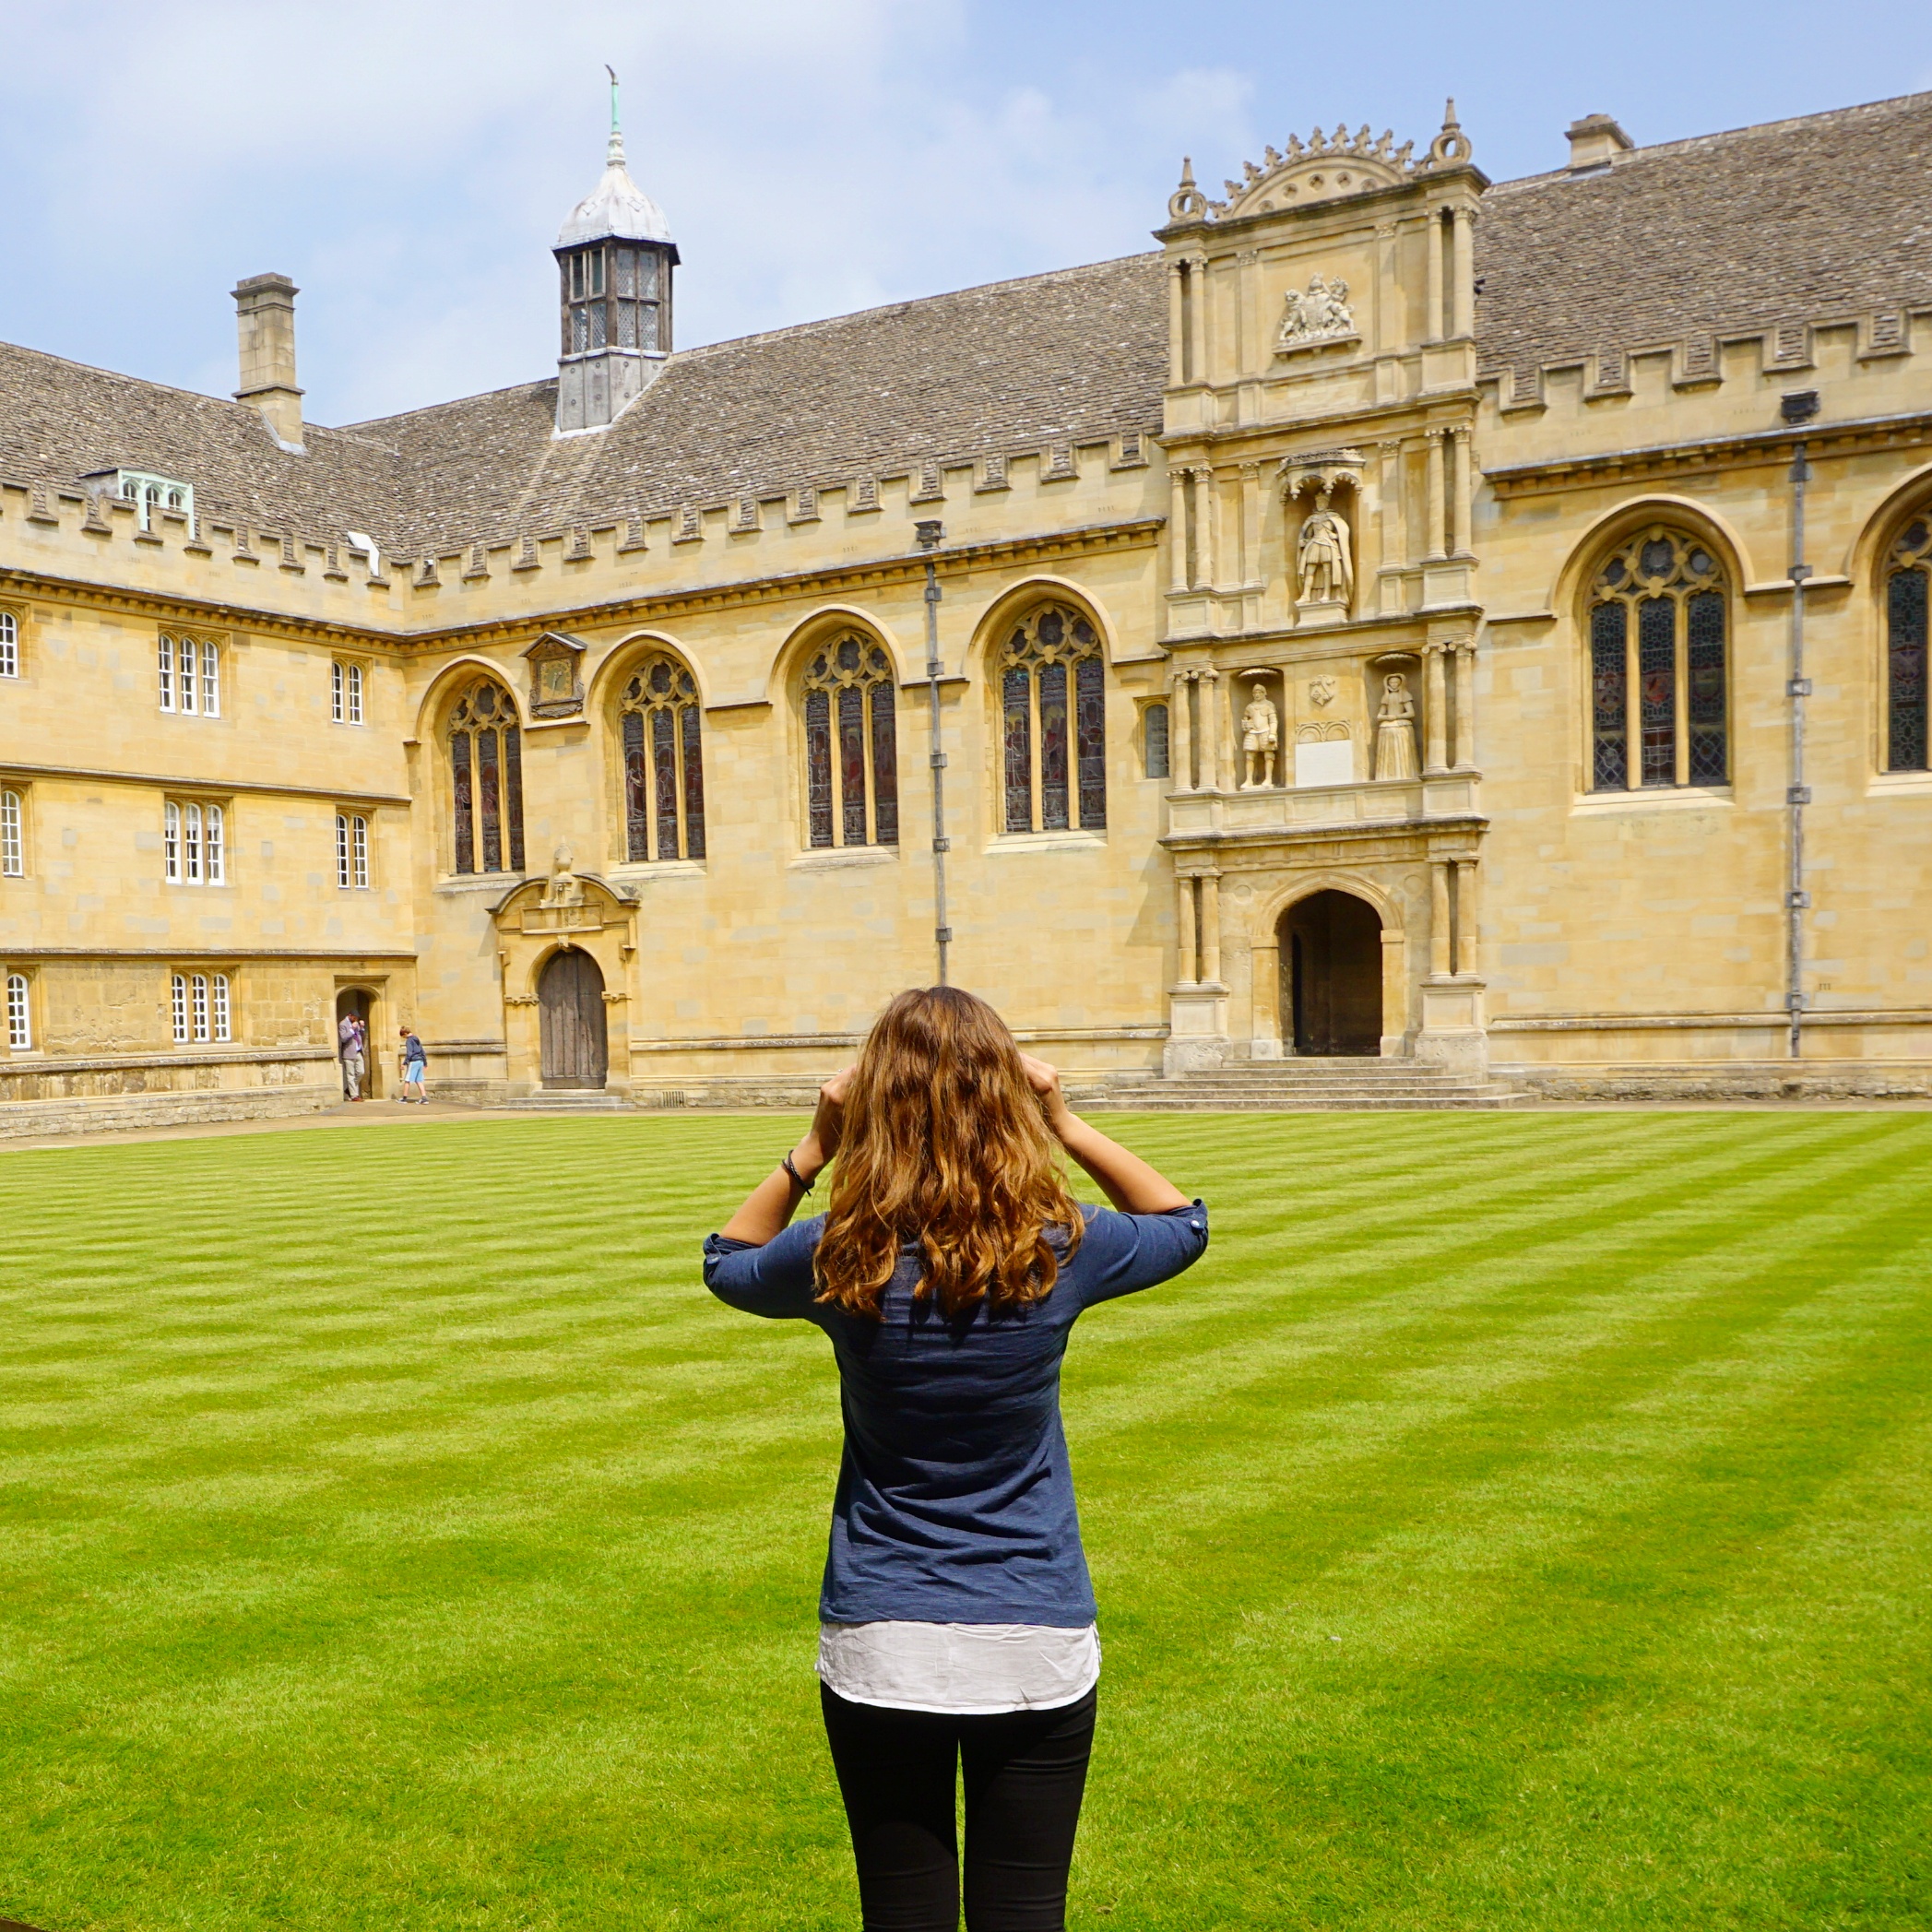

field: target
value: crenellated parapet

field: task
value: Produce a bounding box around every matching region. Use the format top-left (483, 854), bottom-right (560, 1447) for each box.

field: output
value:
top-left (0, 426), bottom-right (1162, 642)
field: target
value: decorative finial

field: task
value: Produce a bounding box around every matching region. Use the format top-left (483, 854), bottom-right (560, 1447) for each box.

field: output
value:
top-left (605, 65), bottom-right (624, 164)
top-left (1429, 98), bottom-right (1474, 167)
top-left (1168, 156), bottom-right (1209, 222)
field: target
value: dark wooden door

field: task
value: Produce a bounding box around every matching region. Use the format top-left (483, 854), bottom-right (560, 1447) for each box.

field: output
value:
top-left (1285, 890), bottom-right (1383, 1056)
top-left (539, 949), bottom-right (608, 1088)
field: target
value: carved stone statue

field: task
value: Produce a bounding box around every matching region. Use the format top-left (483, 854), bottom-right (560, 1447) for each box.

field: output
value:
top-left (542, 842), bottom-right (585, 907)
top-left (1239, 682), bottom-right (1279, 789)
top-left (1373, 673), bottom-right (1419, 781)
top-left (1297, 491), bottom-right (1355, 607)
top-left (1276, 273), bottom-right (1357, 351)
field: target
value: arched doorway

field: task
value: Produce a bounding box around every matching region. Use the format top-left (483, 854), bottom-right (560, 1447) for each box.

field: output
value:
top-left (335, 986), bottom-right (380, 1097)
top-left (1282, 890), bottom-right (1383, 1056)
top-left (539, 948), bottom-right (608, 1089)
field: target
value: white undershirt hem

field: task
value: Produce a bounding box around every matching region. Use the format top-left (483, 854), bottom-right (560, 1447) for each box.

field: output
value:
top-left (817, 1620), bottom-right (1101, 1715)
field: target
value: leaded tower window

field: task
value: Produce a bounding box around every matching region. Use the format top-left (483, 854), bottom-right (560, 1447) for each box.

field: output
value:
top-left (1587, 531), bottom-right (1728, 792)
top-left (619, 658), bottom-right (705, 861)
top-left (448, 680), bottom-right (526, 876)
top-left (801, 638), bottom-right (897, 850)
top-left (1886, 518), bottom-right (1930, 772)
top-left (1000, 605), bottom-right (1106, 833)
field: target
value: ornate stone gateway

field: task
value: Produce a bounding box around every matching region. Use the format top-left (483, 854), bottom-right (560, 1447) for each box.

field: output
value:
top-left (490, 850), bottom-right (637, 1099)
top-left (539, 948), bottom-right (608, 1088)
top-left (1284, 891), bottom-right (1382, 1055)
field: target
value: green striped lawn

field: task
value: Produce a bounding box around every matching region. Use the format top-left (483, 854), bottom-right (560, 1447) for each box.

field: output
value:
top-left (1, 1112), bottom-right (1926, 1930)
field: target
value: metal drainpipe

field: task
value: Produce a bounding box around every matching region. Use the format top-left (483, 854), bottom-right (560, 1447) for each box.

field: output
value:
top-left (1784, 402), bottom-right (1817, 1059)
top-left (916, 520), bottom-right (951, 985)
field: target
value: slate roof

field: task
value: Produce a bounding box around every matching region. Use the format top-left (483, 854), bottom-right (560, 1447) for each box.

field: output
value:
top-left (3, 89), bottom-right (1929, 558)
top-left (1476, 88), bottom-right (1932, 384)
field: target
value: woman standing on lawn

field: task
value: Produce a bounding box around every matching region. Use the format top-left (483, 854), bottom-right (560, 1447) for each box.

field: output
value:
top-left (704, 987), bottom-right (1207, 1932)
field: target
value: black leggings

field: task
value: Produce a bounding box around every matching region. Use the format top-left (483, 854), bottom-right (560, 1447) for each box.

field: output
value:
top-left (820, 1683), bottom-right (1097, 1932)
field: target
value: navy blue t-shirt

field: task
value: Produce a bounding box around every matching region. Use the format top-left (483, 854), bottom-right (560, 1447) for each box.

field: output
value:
top-left (702, 1202), bottom-right (1208, 1627)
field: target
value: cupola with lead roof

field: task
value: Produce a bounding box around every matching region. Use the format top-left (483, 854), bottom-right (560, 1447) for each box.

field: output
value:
top-left (553, 70), bottom-right (680, 433)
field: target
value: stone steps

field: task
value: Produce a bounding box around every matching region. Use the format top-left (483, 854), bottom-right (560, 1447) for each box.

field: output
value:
top-left (1096, 1056), bottom-right (1528, 1112)
top-left (495, 1090), bottom-right (632, 1112)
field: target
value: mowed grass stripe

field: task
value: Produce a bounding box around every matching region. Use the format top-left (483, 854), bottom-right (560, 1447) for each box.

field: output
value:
top-left (2, 1112), bottom-right (1927, 1932)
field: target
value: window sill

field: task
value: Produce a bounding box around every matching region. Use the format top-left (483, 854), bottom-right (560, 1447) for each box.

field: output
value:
top-left (789, 846), bottom-right (899, 871)
top-left (984, 830), bottom-right (1108, 852)
top-left (609, 859), bottom-right (707, 882)
top-left (1570, 785), bottom-right (1734, 814)
top-left (435, 871), bottom-right (529, 895)
top-left (1867, 769), bottom-right (1932, 797)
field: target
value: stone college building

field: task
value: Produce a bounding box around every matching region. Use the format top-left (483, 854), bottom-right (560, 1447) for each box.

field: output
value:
top-left (3, 90), bottom-right (1931, 1132)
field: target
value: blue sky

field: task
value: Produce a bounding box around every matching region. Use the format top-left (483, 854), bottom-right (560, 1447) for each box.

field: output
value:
top-left (3, 0), bottom-right (1927, 426)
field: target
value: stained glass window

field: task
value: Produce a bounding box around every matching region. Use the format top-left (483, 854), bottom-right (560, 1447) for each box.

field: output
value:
top-left (1587, 530), bottom-right (1727, 791)
top-left (619, 656), bottom-right (705, 861)
top-left (447, 679), bottom-right (525, 875)
top-left (998, 605), bottom-right (1107, 833)
top-left (1887, 519), bottom-right (1930, 773)
top-left (800, 637), bottom-right (899, 848)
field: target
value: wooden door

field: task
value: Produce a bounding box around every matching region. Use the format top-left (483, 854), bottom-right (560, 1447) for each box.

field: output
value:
top-left (1285, 891), bottom-right (1382, 1056)
top-left (539, 949), bottom-right (609, 1088)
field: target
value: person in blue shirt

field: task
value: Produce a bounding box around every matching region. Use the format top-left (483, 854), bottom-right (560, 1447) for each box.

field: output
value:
top-left (397, 1025), bottom-right (429, 1103)
top-left (705, 986), bottom-right (1207, 1931)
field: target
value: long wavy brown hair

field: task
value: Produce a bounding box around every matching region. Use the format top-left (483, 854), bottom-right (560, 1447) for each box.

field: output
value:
top-left (815, 988), bottom-right (1083, 1320)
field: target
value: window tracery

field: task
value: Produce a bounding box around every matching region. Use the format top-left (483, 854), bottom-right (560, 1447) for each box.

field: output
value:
top-left (619, 658), bottom-right (705, 861)
top-left (801, 637), bottom-right (897, 849)
top-left (159, 634), bottom-right (220, 716)
top-left (6, 971), bottom-right (30, 1050)
top-left (1587, 530), bottom-right (1727, 791)
top-left (447, 679), bottom-right (526, 875)
top-left (1886, 516), bottom-right (1930, 772)
top-left (999, 606), bottom-right (1106, 833)
top-left (171, 971), bottom-right (231, 1044)
top-left (163, 799), bottom-right (225, 884)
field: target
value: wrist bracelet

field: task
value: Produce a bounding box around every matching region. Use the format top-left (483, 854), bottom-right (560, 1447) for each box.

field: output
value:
top-left (781, 1152), bottom-right (813, 1192)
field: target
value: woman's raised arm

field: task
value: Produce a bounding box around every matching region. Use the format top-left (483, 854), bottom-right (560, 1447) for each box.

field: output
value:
top-left (1018, 1055), bottom-right (1191, 1215)
top-left (718, 1070), bottom-right (854, 1245)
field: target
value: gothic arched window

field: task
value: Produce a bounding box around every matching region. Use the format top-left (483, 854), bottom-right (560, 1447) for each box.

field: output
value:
top-left (448, 678), bottom-right (526, 875)
top-left (1587, 530), bottom-right (1728, 791)
top-left (1000, 605), bottom-right (1106, 833)
top-left (802, 637), bottom-right (897, 849)
top-left (1886, 516), bottom-right (1930, 772)
top-left (620, 657), bottom-right (705, 861)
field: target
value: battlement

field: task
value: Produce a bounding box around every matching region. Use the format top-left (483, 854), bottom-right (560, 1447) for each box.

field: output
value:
top-left (0, 426), bottom-right (1163, 642)
top-left (1477, 304), bottom-right (1932, 464)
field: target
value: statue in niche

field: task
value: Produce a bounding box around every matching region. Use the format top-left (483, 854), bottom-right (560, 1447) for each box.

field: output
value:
top-left (1373, 673), bottom-right (1419, 781)
top-left (1276, 273), bottom-right (1357, 351)
top-left (1297, 490), bottom-right (1355, 607)
top-left (542, 842), bottom-right (585, 907)
top-left (1239, 682), bottom-right (1280, 789)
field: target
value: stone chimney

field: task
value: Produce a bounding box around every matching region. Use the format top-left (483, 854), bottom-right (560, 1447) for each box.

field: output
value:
top-left (232, 272), bottom-right (304, 450)
top-left (1566, 113), bottom-right (1633, 173)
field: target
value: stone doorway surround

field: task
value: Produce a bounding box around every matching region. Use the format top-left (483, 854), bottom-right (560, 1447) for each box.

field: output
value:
top-left (489, 853), bottom-right (637, 1101)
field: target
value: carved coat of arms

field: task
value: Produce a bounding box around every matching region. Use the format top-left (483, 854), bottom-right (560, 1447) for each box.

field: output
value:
top-left (1275, 274), bottom-right (1357, 352)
